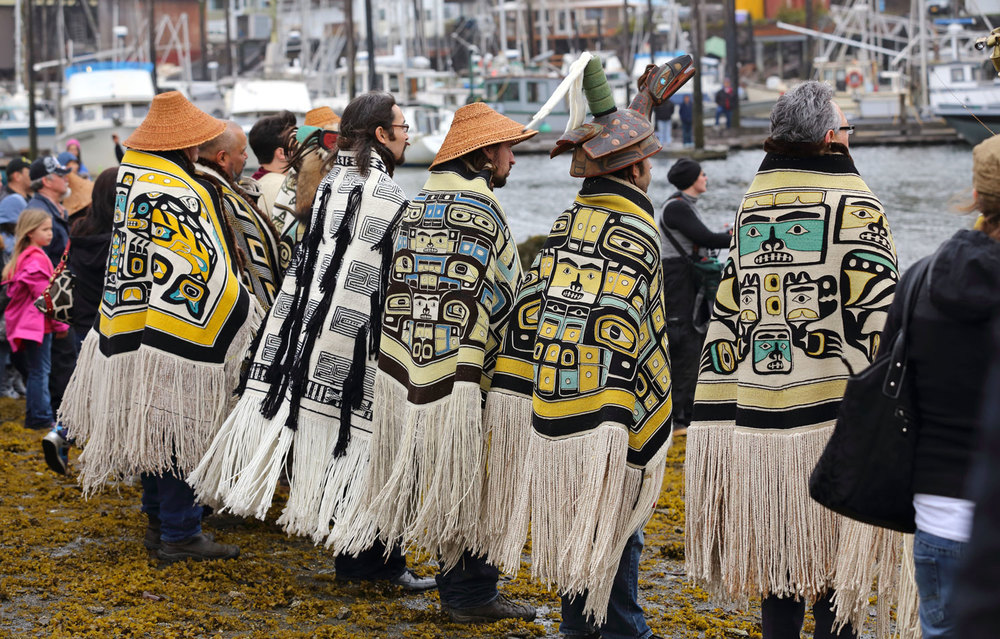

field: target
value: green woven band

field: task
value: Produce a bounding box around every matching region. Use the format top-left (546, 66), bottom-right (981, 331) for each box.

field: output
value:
top-left (582, 57), bottom-right (615, 116)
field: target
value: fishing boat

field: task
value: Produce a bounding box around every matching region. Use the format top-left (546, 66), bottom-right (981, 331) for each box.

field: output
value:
top-left (0, 90), bottom-right (57, 155)
top-left (399, 103), bottom-right (453, 166)
top-left (57, 62), bottom-right (155, 173)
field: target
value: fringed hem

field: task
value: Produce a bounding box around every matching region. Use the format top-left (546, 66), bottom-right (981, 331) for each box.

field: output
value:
top-left (684, 423), bottom-right (734, 594)
top-left (830, 520), bottom-right (903, 638)
top-left (347, 373), bottom-right (486, 567)
top-left (478, 390), bottom-right (533, 567)
top-left (515, 424), bottom-right (668, 625)
top-left (277, 419), bottom-right (370, 546)
top-left (63, 309), bottom-right (262, 496)
top-left (895, 534), bottom-right (922, 639)
top-left (187, 390), bottom-right (278, 509)
top-left (220, 402), bottom-right (294, 520)
top-left (685, 423), bottom-right (910, 638)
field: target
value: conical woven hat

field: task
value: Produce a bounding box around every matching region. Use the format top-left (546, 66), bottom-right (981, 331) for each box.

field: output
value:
top-left (305, 106), bottom-right (341, 129)
top-left (430, 103), bottom-right (537, 168)
top-left (124, 91), bottom-right (226, 152)
top-left (64, 172), bottom-right (94, 215)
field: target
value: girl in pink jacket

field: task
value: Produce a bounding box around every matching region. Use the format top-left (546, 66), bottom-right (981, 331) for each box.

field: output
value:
top-left (3, 208), bottom-right (68, 429)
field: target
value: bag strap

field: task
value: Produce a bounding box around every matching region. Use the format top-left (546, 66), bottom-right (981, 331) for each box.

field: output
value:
top-left (660, 196), bottom-right (699, 263)
top-left (883, 257), bottom-right (932, 399)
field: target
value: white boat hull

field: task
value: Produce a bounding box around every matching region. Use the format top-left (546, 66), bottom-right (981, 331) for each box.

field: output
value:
top-left (403, 132), bottom-right (445, 166)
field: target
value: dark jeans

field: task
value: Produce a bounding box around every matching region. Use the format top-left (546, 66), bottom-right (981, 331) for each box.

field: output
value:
top-left (436, 550), bottom-right (500, 609)
top-left (560, 530), bottom-right (651, 639)
top-left (335, 538), bottom-right (406, 581)
top-left (682, 122), bottom-right (693, 145)
top-left (48, 328), bottom-right (78, 414)
top-left (761, 590), bottom-right (856, 639)
top-left (140, 471), bottom-right (203, 543)
top-left (23, 334), bottom-right (53, 427)
top-left (914, 528), bottom-right (965, 638)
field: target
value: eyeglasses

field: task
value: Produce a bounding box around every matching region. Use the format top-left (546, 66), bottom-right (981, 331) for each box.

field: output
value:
top-left (390, 123), bottom-right (409, 133)
top-left (838, 125), bottom-right (855, 135)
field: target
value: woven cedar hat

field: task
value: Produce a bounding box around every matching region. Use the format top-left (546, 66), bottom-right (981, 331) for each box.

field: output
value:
top-left (430, 103), bottom-right (538, 169)
top-left (63, 172), bottom-right (94, 215)
top-left (551, 55), bottom-right (695, 177)
top-left (124, 91), bottom-right (226, 152)
top-left (304, 106), bottom-right (341, 130)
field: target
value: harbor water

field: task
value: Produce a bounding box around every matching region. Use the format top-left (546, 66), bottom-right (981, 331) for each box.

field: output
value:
top-left (394, 143), bottom-right (974, 271)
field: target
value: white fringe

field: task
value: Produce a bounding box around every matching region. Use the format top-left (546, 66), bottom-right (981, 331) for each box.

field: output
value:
top-left (220, 402), bottom-right (295, 520)
top-left (478, 390), bottom-right (533, 567)
top-left (62, 307), bottom-right (262, 497)
top-left (895, 534), bottom-right (923, 639)
top-left (511, 424), bottom-right (668, 625)
top-left (684, 422), bottom-right (908, 638)
top-left (347, 373), bottom-right (486, 568)
top-left (684, 423), bottom-right (734, 594)
top-left (276, 418), bottom-right (370, 546)
top-left (831, 520), bottom-right (903, 638)
top-left (187, 390), bottom-right (278, 509)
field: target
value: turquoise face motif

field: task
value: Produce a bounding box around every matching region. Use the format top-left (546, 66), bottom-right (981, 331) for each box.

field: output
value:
top-left (738, 207), bottom-right (828, 269)
top-left (752, 326), bottom-right (792, 374)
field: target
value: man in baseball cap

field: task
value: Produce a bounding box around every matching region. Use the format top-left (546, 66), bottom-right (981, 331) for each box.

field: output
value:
top-left (28, 156), bottom-right (71, 182)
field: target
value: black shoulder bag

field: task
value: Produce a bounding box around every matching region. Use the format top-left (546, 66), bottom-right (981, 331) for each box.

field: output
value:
top-left (808, 256), bottom-right (932, 533)
top-left (660, 199), bottom-right (723, 328)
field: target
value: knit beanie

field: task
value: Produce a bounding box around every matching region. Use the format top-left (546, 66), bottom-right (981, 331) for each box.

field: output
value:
top-left (668, 157), bottom-right (701, 190)
top-left (973, 134), bottom-right (1000, 198)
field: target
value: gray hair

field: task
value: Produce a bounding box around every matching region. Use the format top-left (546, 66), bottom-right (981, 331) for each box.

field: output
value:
top-left (29, 178), bottom-right (45, 191)
top-left (769, 81), bottom-right (841, 143)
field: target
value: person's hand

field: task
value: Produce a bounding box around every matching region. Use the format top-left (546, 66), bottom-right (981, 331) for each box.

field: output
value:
top-left (112, 134), bottom-right (119, 144)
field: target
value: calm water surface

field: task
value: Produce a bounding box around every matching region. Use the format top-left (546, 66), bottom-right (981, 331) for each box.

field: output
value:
top-left (394, 144), bottom-right (974, 271)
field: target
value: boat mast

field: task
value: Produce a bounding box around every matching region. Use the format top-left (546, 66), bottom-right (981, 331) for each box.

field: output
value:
top-left (365, 0), bottom-right (377, 91)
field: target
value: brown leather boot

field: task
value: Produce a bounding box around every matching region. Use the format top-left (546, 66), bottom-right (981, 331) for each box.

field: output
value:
top-left (157, 533), bottom-right (238, 563)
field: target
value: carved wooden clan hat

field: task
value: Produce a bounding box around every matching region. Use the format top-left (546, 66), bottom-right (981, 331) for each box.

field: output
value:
top-left (551, 55), bottom-right (695, 178)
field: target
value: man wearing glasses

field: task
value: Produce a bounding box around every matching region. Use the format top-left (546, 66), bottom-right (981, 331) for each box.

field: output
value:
top-left (686, 80), bottom-right (898, 639)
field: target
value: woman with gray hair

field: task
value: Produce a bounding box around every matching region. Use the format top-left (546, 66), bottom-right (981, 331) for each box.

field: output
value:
top-left (685, 81), bottom-right (900, 638)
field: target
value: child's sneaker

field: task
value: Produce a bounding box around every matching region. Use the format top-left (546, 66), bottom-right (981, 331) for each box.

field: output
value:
top-left (42, 425), bottom-right (69, 475)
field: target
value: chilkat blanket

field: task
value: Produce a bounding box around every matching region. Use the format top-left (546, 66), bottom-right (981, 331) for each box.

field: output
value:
top-left (685, 149), bottom-right (903, 636)
top-left (482, 175), bottom-right (674, 623)
top-left (189, 151), bottom-right (407, 547)
top-left (61, 149), bottom-right (261, 494)
top-left (352, 162), bottom-right (522, 567)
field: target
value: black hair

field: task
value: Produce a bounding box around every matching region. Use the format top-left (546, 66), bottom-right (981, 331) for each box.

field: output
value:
top-left (336, 92), bottom-right (398, 177)
top-left (249, 110), bottom-right (297, 165)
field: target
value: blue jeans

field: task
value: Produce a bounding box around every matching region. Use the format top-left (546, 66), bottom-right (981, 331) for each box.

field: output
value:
top-left (656, 120), bottom-right (672, 147)
top-left (436, 550), bottom-right (500, 609)
top-left (560, 530), bottom-right (651, 639)
top-left (335, 538), bottom-right (406, 581)
top-left (140, 471), bottom-right (203, 543)
top-left (23, 334), bottom-right (53, 427)
top-left (682, 122), bottom-right (693, 146)
top-left (715, 106), bottom-right (731, 128)
top-left (914, 529), bottom-right (966, 639)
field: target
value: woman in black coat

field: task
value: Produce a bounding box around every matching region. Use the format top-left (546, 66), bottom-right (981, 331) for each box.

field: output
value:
top-left (68, 167), bottom-right (116, 349)
top-left (880, 135), bottom-right (1000, 639)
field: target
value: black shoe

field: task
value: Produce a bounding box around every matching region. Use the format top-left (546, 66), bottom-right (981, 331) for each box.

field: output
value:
top-left (143, 525), bottom-right (161, 551)
top-left (390, 569), bottom-right (437, 592)
top-left (444, 593), bottom-right (536, 624)
top-left (41, 428), bottom-right (68, 475)
top-left (157, 533), bottom-right (238, 562)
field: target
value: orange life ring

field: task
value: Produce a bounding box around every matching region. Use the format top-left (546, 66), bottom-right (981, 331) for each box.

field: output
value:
top-left (846, 70), bottom-right (863, 89)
